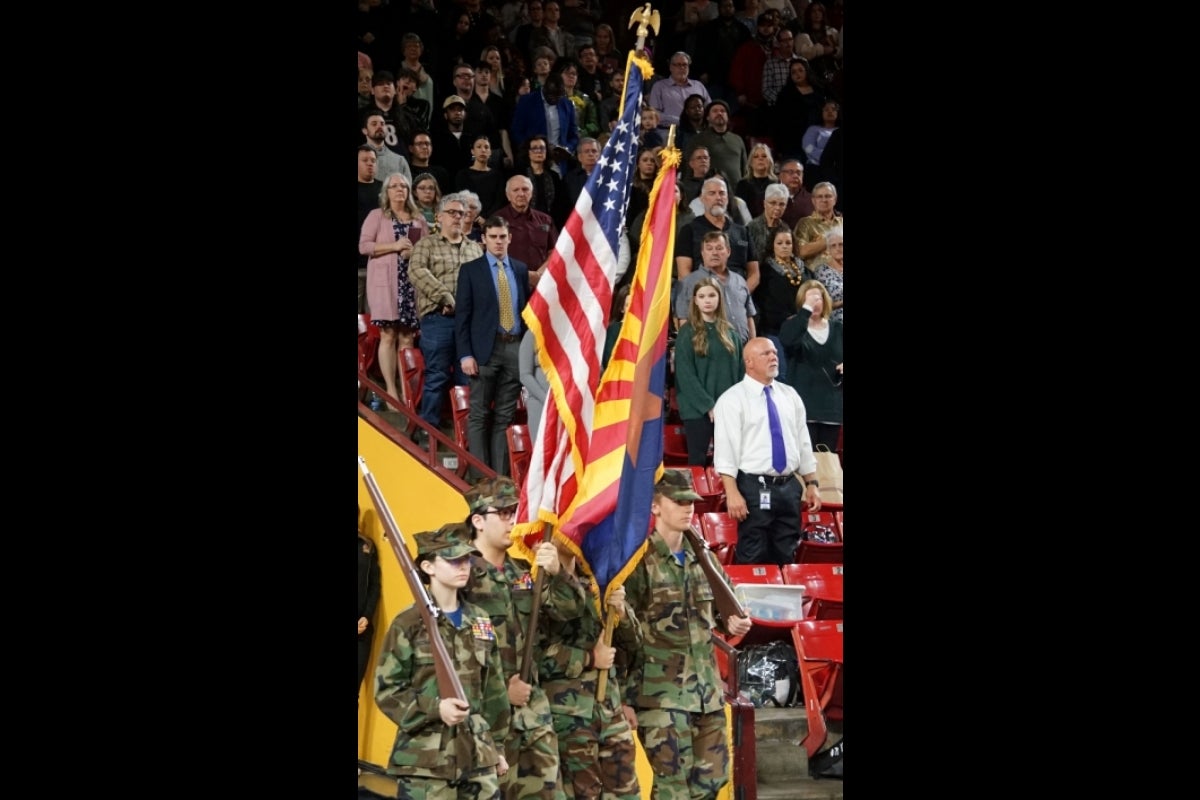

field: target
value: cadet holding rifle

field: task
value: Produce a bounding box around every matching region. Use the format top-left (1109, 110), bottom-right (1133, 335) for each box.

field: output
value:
top-left (621, 469), bottom-right (753, 800)
top-left (373, 523), bottom-right (511, 798)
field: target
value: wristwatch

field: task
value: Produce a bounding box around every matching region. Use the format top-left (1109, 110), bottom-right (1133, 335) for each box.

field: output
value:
top-left (804, 479), bottom-right (820, 488)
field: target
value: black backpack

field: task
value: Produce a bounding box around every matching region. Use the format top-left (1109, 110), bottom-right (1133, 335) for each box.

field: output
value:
top-left (735, 639), bottom-right (801, 708)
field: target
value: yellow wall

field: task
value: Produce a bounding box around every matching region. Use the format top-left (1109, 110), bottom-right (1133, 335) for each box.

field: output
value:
top-left (358, 416), bottom-right (731, 800)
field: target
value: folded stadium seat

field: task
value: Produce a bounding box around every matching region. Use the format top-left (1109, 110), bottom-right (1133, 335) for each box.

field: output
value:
top-left (790, 619), bottom-right (844, 777)
top-left (795, 512), bottom-right (843, 564)
top-left (663, 423), bottom-right (690, 466)
top-left (704, 466), bottom-right (728, 511)
top-left (801, 510), bottom-right (840, 538)
top-left (506, 423), bottom-right (532, 488)
top-left (398, 347), bottom-right (426, 438)
top-left (724, 564), bottom-right (784, 585)
top-left (450, 385), bottom-right (470, 451)
top-left (833, 510), bottom-right (843, 540)
top-left (514, 389), bottom-right (528, 426)
top-left (794, 539), bottom-right (844, 565)
top-left (698, 511), bottom-right (739, 566)
top-left (781, 563), bottom-right (843, 620)
top-left (687, 466), bottom-right (724, 513)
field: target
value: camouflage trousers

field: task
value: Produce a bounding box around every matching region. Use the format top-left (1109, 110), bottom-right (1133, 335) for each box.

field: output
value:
top-left (635, 708), bottom-right (729, 800)
top-left (396, 769), bottom-right (501, 800)
top-left (551, 703), bottom-right (640, 800)
top-left (503, 719), bottom-right (567, 800)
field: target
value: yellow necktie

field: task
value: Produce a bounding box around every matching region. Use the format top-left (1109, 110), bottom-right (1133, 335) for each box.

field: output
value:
top-left (497, 261), bottom-right (514, 331)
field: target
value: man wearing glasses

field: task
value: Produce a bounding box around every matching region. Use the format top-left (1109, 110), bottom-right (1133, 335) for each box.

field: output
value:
top-left (409, 194), bottom-right (484, 432)
top-left (647, 51), bottom-right (712, 133)
top-left (462, 476), bottom-right (581, 800)
top-left (776, 158), bottom-right (813, 228)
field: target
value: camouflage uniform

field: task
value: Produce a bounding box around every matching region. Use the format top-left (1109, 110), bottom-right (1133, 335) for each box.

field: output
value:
top-left (621, 471), bottom-right (740, 800)
top-left (463, 480), bottom-right (578, 800)
top-left (538, 566), bottom-right (643, 800)
top-left (375, 525), bottom-right (511, 800)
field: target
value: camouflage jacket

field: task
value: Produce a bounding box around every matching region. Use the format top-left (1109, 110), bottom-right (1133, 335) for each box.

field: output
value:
top-left (620, 529), bottom-right (737, 713)
top-left (538, 567), bottom-right (643, 720)
top-left (374, 598), bottom-right (510, 780)
top-left (464, 553), bottom-right (585, 731)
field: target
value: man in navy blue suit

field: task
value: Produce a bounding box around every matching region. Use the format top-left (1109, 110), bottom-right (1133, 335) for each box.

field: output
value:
top-left (455, 216), bottom-right (530, 476)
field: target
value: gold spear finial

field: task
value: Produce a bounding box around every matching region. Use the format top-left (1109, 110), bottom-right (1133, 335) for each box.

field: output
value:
top-left (628, 4), bottom-right (661, 53)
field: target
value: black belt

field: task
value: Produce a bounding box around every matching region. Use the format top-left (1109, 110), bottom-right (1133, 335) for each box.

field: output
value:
top-left (739, 471), bottom-right (794, 486)
top-left (496, 332), bottom-right (521, 343)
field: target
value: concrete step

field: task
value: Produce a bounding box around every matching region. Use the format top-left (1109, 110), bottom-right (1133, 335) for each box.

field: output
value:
top-left (752, 706), bottom-right (843, 799)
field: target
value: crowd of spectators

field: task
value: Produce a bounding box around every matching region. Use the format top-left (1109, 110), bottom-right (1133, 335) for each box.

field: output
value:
top-left (359, 0), bottom-right (843, 468)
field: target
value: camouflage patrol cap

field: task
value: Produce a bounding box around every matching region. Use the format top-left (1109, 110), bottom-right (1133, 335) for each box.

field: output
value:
top-left (655, 469), bottom-right (703, 502)
top-left (465, 476), bottom-right (520, 514)
top-left (414, 523), bottom-right (480, 560)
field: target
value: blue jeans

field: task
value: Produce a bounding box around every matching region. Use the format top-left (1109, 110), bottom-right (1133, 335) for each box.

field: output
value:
top-left (418, 313), bottom-right (468, 428)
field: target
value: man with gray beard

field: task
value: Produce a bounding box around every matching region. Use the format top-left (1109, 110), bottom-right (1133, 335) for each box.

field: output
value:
top-left (674, 176), bottom-right (760, 294)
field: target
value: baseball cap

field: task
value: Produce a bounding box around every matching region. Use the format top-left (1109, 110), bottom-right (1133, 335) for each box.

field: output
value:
top-left (414, 523), bottom-right (480, 560)
top-left (655, 469), bottom-right (703, 502)
top-left (443, 95), bottom-right (467, 109)
top-left (465, 477), bottom-right (519, 514)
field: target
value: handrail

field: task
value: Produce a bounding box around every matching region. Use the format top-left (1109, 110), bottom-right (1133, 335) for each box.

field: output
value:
top-left (358, 370), bottom-right (495, 487)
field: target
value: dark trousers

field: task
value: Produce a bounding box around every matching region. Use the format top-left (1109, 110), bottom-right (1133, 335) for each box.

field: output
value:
top-left (683, 416), bottom-right (714, 466)
top-left (733, 471), bottom-right (802, 566)
top-left (467, 338), bottom-right (522, 475)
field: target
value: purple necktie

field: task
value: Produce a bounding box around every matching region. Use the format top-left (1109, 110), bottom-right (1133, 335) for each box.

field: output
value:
top-left (765, 385), bottom-right (787, 474)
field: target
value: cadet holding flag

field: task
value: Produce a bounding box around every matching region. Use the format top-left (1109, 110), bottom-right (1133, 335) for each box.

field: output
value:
top-left (621, 469), bottom-right (754, 800)
top-left (538, 536), bottom-right (643, 800)
top-left (374, 523), bottom-right (511, 799)
top-left (462, 477), bottom-right (580, 800)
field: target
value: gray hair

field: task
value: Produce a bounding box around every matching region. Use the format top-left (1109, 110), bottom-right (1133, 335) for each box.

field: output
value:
top-left (439, 193), bottom-right (466, 213)
top-left (824, 225), bottom-right (843, 244)
top-left (763, 183), bottom-right (790, 203)
top-left (813, 181), bottom-right (838, 197)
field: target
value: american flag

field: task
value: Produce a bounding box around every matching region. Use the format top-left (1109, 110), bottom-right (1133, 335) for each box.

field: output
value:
top-left (512, 51), bottom-right (649, 571)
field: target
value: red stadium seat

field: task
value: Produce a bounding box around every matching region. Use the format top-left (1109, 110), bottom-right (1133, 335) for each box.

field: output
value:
top-left (704, 466), bottom-right (728, 511)
top-left (506, 424), bottom-right (531, 488)
top-left (790, 619), bottom-right (844, 776)
top-left (794, 540), bottom-right (844, 565)
top-left (687, 466), bottom-right (723, 513)
top-left (723, 564), bottom-right (784, 585)
top-left (698, 512), bottom-right (739, 566)
top-left (450, 385), bottom-right (470, 451)
top-left (782, 563), bottom-right (844, 620)
top-left (663, 423), bottom-right (689, 466)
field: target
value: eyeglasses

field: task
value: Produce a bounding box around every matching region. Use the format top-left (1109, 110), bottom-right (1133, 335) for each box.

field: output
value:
top-left (483, 507), bottom-right (517, 520)
top-left (456, 72), bottom-right (474, 79)
top-left (670, 62), bottom-right (689, 67)
top-left (443, 208), bottom-right (466, 216)
top-left (528, 146), bottom-right (547, 151)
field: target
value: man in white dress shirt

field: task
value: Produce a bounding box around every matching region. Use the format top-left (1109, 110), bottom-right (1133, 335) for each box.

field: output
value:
top-left (713, 337), bottom-right (821, 565)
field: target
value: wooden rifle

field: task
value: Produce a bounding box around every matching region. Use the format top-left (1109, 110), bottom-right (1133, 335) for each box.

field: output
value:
top-left (359, 456), bottom-right (467, 704)
top-left (683, 525), bottom-right (748, 621)
top-left (518, 525), bottom-right (554, 683)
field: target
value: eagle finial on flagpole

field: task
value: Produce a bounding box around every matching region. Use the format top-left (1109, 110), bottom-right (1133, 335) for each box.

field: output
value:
top-left (627, 3), bottom-right (660, 53)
